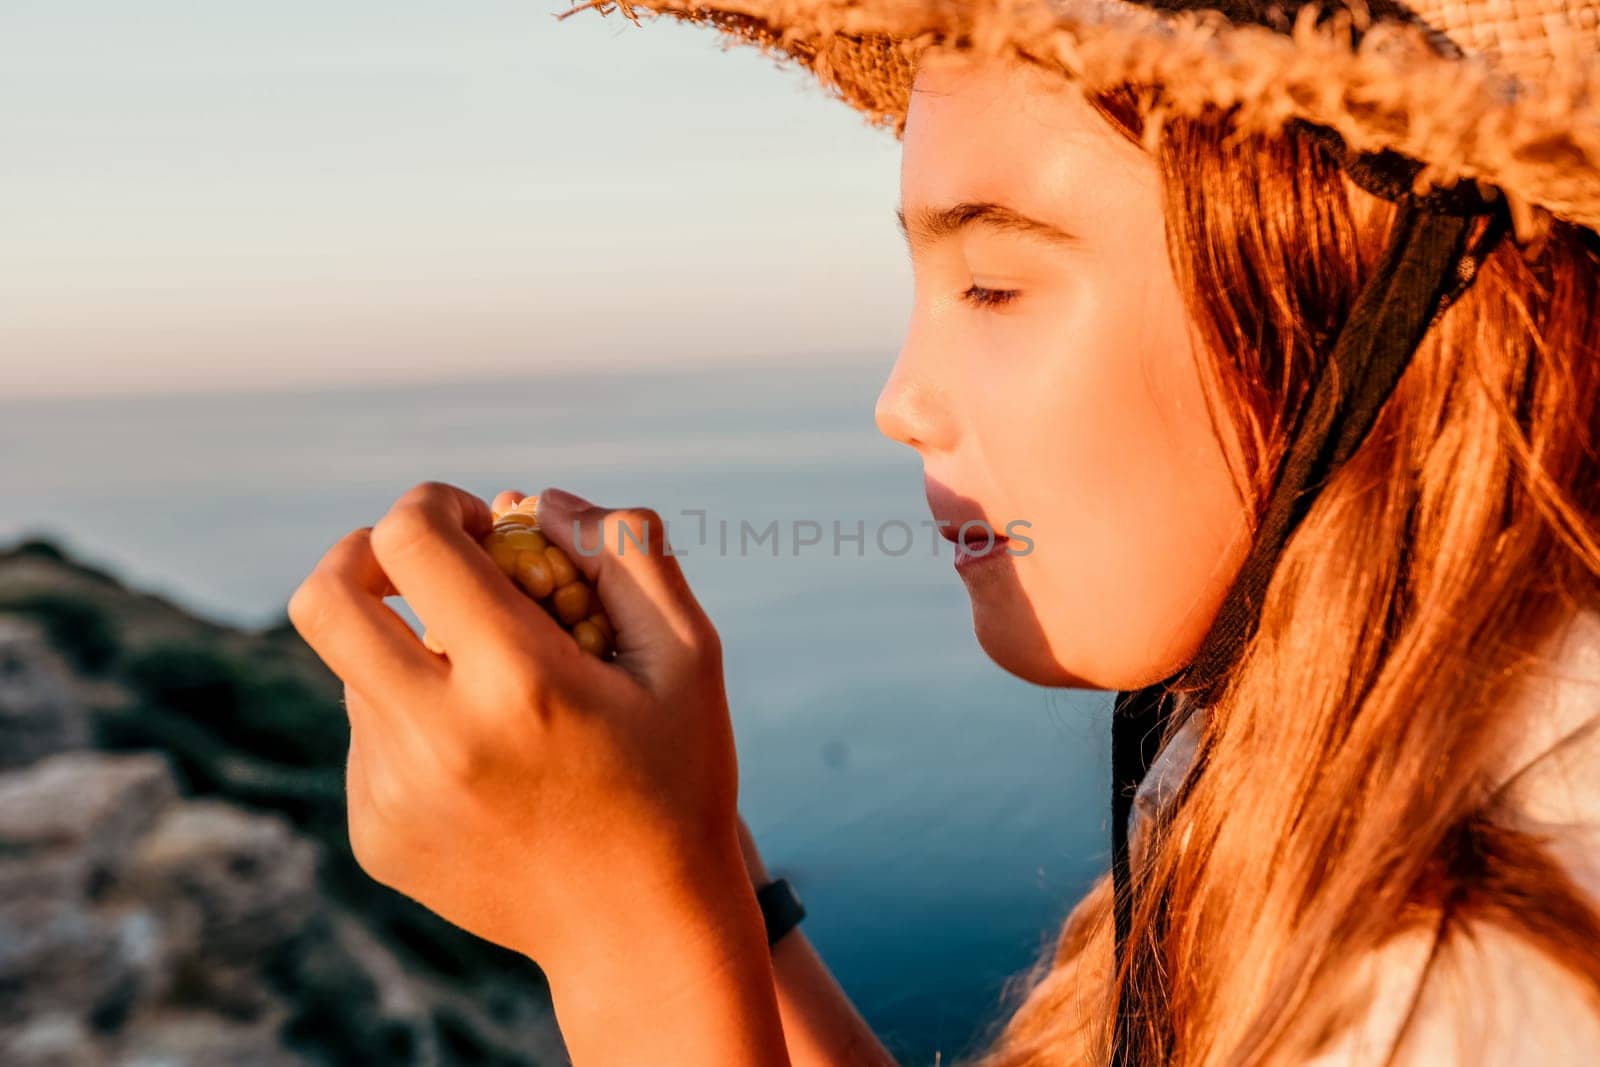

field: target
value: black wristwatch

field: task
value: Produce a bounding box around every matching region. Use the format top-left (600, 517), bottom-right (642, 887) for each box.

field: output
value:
top-left (755, 877), bottom-right (806, 947)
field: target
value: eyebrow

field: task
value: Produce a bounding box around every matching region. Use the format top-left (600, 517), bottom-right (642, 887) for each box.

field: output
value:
top-left (895, 200), bottom-right (1079, 251)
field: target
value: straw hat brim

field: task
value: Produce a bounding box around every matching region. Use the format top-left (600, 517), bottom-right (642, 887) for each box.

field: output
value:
top-left (556, 0), bottom-right (1600, 233)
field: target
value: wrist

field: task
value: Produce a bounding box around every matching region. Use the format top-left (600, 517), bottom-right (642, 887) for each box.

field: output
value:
top-left (533, 824), bottom-right (758, 992)
top-left (736, 814), bottom-right (772, 886)
top-left (540, 836), bottom-right (788, 1062)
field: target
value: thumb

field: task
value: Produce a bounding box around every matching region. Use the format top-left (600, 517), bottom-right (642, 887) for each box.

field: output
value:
top-left (534, 488), bottom-right (714, 668)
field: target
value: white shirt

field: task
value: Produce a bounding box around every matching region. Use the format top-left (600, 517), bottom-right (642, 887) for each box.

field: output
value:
top-left (1126, 604), bottom-right (1600, 1064)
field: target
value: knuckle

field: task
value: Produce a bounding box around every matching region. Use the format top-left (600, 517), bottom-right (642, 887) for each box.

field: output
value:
top-left (435, 734), bottom-right (490, 785)
top-left (364, 765), bottom-right (412, 828)
top-left (401, 480), bottom-right (454, 510)
top-left (545, 643), bottom-right (587, 694)
top-left (371, 502), bottom-right (443, 565)
top-left (666, 611), bottom-right (721, 666)
top-left (620, 504), bottom-right (663, 526)
top-left (502, 657), bottom-right (554, 717)
top-left (482, 652), bottom-right (560, 728)
top-left (462, 644), bottom-right (548, 720)
top-left (288, 528), bottom-right (369, 639)
top-left (288, 577), bottom-right (340, 646)
top-left (285, 580), bottom-right (322, 638)
top-left (610, 506), bottom-right (667, 555)
top-left (689, 617), bottom-right (724, 665)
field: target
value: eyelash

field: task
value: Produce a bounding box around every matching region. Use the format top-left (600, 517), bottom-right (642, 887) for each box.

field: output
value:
top-left (961, 285), bottom-right (1020, 309)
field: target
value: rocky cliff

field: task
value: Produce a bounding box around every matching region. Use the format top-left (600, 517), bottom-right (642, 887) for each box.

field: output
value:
top-left (0, 539), bottom-right (570, 1066)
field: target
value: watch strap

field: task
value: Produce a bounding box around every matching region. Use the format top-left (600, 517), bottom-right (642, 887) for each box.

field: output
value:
top-left (755, 877), bottom-right (806, 947)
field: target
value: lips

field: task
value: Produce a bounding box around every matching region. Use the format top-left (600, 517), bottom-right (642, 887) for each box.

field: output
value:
top-left (924, 478), bottom-right (1008, 550)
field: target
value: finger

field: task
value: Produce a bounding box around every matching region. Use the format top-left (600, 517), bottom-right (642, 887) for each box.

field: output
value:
top-left (535, 487), bottom-right (715, 667)
top-left (371, 481), bottom-right (568, 677)
top-left (491, 489), bottom-right (528, 515)
top-left (289, 526), bottom-right (449, 706)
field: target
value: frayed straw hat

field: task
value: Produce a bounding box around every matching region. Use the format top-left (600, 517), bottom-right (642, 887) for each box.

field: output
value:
top-left (556, 0), bottom-right (1599, 236)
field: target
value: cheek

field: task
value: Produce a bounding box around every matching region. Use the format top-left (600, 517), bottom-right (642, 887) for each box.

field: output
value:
top-left (969, 271), bottom-right (1247, 681)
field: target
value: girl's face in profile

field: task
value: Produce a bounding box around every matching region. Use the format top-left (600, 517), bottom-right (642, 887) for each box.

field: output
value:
top-left (877, 51), bottom-right (1251, 689)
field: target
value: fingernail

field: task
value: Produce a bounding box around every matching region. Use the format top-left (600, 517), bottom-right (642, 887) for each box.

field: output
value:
top-left (539, 487), bottom-right (593, 511)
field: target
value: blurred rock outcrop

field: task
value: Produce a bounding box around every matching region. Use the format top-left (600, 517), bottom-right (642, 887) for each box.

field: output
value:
top-left (0, 617), bottom-right (91, 769)
top-left (0, 545), bottom-right (570, 1066)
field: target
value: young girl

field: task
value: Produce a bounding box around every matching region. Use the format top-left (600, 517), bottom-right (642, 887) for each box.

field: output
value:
top-left (288, 0), bottom-right (1600, 1062)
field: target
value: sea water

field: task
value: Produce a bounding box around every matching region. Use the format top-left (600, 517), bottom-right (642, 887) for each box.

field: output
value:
top-left (0, 358), bottom-right (1112, 1064)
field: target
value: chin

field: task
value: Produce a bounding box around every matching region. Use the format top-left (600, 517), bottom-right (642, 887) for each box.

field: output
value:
top-left (969, 596), bottom-right (1195, 691)
top-left (970, 603), bottom-right (1094, 687)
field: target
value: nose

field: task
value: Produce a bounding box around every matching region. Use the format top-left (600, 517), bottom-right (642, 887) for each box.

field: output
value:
top-left (874, 338), bottom-right (954, 453)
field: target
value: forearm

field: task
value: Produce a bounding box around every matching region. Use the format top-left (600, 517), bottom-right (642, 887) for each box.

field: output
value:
top-left (770, 930), bottom-right (901, 1066)
top-left (538, 835), bottom-right (792, 1066)
top-left (738, 820), bottom-right (900, 1067)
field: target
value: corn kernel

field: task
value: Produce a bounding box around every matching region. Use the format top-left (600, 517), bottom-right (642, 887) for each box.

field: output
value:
top-left (551, 581), bottom-right (591, 626)
top-left (487, 535), bottom-right (522, 575)
top-left (572, 619), bottom-right (607, 657)
top-left (497, 526), bottom-right (549, 554)
top-left (436, 491), bottom-right (615, 661)
top-left (544, 544), bottom-right (578, 587)
top-left (514, 552), bottom-right (556, 598)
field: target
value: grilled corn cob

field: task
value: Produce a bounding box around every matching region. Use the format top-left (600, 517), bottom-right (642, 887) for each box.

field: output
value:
top-left (421, 494), bottom-right (615, 659)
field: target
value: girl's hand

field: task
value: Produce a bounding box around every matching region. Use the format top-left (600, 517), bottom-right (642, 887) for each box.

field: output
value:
top-left (286, 481), bottom-right (746, 986)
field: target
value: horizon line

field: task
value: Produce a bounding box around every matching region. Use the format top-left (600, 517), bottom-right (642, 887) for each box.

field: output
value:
top-left (0, 347), bottom-right (890, 408)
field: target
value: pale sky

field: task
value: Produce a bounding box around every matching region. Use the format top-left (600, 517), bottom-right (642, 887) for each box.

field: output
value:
top-left (0, 1), bottom-right (910, 399)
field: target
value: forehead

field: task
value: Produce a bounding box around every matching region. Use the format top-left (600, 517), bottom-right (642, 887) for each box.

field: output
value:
top-left (900, 51), bottom-right (1152, 213)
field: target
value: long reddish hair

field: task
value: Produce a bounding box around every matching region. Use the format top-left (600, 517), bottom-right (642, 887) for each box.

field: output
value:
top-left (963, 84), bottom-right (1600, 1066)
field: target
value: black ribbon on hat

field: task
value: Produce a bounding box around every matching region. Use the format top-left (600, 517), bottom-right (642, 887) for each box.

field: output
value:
top-left (1106, 124), bottom-right (1513, 1064)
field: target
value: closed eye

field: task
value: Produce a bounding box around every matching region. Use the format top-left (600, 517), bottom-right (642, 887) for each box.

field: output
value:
top-left (961, 285), bottom-right (1021, 309)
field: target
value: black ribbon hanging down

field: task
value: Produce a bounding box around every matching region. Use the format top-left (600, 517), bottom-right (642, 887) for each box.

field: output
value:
top-left (1105, 190), bottom-right (1512, 1066)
